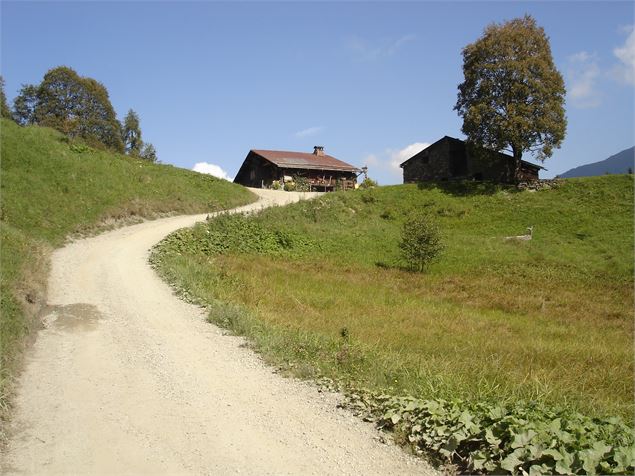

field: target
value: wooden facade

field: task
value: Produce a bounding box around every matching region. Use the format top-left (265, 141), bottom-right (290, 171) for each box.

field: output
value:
top-left (234, 147), bottom-right (360, 191)
top-left (400, 136), bottom-right (543, 184)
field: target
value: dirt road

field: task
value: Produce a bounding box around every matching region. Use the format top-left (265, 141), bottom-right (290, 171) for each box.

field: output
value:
top-left (2, 189), bottom-right (434, 475)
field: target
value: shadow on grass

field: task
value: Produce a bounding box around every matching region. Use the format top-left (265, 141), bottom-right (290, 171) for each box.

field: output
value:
top-left (416, 180), bottom-right (518, 197)
top-left (375, 260), bottom-right (429, 274)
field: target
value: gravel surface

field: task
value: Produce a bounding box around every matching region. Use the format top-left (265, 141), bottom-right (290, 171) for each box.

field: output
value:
top-left (2, 189), bottom-right (436, 475)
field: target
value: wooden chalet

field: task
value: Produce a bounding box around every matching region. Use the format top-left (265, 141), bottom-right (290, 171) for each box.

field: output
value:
top-left (234, 146), bottom-right (360, 191)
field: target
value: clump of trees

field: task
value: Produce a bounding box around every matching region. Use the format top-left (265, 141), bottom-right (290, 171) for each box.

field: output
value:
top-left (122, 109), bottom-right (158, 162)
top-left (399, 213), bottom-right (443, 272)
top-left (455, 15), bottom-right (566, 182)
top-left (4, 67), bottom-right (157, 161)
top-left (12, 66), bottom-right (123, 152)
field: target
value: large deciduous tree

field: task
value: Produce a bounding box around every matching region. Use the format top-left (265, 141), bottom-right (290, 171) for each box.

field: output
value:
top-left (454, 15), bottom-right (566, 181)
top-left (74, 76), bottom-right (124, 152)
top-left (122, 109), bottom-right (143, 156)
top-left (12, 66), bottom-right (124, 152)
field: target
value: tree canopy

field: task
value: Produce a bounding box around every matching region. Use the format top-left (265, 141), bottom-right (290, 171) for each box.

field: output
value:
top-left (0, 76), bottom-right (11, 119)
top-left (12, 84), bottom-right (38, 126)
top-left (140, 142), bottom-right (158, 163)
top-left (454, 15), bottom-right (566, 179)
top-left (12, 66), bottom-right (124, 152)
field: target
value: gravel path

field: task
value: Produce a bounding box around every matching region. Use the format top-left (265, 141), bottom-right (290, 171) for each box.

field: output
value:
top-left (2, 189), bottom-right (436, 475)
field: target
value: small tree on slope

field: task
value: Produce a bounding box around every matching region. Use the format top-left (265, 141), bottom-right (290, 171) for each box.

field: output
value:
top-left (399, 214), bottom-right (443, 272)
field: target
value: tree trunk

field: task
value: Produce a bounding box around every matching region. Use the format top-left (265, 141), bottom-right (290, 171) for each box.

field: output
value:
top-left (512, 146), bottom-right (523, 184)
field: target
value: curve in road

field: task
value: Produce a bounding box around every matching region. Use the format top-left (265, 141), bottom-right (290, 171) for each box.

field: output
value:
top-left (2, 189), bottom-right (435, 475)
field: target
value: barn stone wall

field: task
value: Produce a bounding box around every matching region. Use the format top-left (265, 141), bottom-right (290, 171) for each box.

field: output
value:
top-left (401, 137), bottom-right (540, 184)
top-left (402, 140), bottom-right (452, 183)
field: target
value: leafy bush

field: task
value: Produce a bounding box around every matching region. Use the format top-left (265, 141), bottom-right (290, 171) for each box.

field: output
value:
top-left (360, 190), bottom-right (376, 203)
top-left (284, 181), bottom-right (296, 192)
top-left (293, 175), bottom-right (310, 192)
top-left (359, 177), bottom-right (378, 189)
top-left (155, 213), bottom-right (317, 257)
top-left (271, 180), bottom-right (281, 190)
top-left (399, 213), bottom-right (443, 271)
top-left (346, 392), bottom-right (635, 475)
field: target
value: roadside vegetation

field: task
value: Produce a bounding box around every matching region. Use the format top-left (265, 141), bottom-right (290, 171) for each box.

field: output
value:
top-left (151, 176), bottom-right (634, 473)
top-left (0, 118), bottom-right (256, 427)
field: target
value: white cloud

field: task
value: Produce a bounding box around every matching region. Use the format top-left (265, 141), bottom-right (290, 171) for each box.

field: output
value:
top-left (361, 142), bottom-right (430, 182)
top-left (192, 162), bottom-right (232, 181)
top-left (346, 34), bottom-right (416, 62)
top-left (295, 126), bottom-right (324, 138)
top-left (566, 51), bottom-right (601, 108)
top-left (389, 142), bottom-right (430, 171)
top-left (611, 26), bottom-right (635, 85)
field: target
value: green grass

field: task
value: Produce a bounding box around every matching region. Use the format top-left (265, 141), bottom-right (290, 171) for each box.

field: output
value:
top-left (0, 118), bottom-right (256, 418)
top-left (151, 176), bottom-right (634, 422)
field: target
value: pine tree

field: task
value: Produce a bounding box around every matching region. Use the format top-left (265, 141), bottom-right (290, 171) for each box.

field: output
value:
top-left (122, 109), bottom-right (143, 156)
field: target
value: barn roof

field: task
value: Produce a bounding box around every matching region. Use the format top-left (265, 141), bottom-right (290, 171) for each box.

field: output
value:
top-left (251, 149), bottom-right (360, 172)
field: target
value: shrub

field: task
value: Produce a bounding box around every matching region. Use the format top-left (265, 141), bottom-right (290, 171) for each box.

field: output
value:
top-left (293, 175), bottom-right (310, 192)
top-left (360, 191), bottom-right (376, 204)
top-left (359, 177), bottom-right (378, 189)
top-left (284, 181), bottom-right (296, 192)
top-left (271, 180), bottom-right (281, 190)
top-left (399, 213), bottom-right (443, 271)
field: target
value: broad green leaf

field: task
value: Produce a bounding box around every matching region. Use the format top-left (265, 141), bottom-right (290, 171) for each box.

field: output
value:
top-left (611, 446), bottom-right (635, 471)
top-left (511, 430), bottom-right (537, 449)
top-left (501, 448), bottom-right (525, 472)
top-left (471, 453), bottom-right (488, 471)
top-left (485, 427), bottom-right (501, 447)
top-left (554, 448), bottom-right (577, 475)
top-left (542, 448), bottom-right (563, 461)
top-left (580, 448), bottom-right (603, 474)
top-left (548, 418), bottom-right (562, 433)
top-left (591, 440), bottom-right (611, 456)
top-left (528, 464), bottom-right (550, 476)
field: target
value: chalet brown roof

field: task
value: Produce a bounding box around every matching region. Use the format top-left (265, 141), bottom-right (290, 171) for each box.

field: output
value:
top-left (251, 149), bottom-right (360, 172)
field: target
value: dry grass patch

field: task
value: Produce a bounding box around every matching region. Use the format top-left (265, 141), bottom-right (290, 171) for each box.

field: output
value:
top-left (151, 175), bottom-right (633, 423)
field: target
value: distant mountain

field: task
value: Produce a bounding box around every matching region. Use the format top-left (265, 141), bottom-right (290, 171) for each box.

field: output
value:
top-left (559, 147), bottom-right (634, 178)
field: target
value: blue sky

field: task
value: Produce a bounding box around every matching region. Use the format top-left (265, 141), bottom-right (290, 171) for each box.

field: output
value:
top-left (2, 1), bottom-right (634, 184)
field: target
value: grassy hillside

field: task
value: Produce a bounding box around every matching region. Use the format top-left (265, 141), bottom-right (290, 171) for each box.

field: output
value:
top-left (151, 176), bottom-right (634, 472)
top-left (152, 177), bottom-right (633, 419)
top-left (0, 119), bottom-right (256, 413)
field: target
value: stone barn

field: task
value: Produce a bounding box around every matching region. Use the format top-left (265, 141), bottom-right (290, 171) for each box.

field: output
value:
top-left (400, 136), bottom-right (543, 184)
top-left (234, 146), bottom-right (360, 191)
